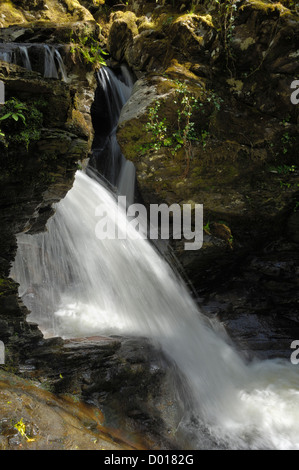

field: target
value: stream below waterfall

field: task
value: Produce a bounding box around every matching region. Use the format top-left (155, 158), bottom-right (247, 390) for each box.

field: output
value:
top-left (10, 66), bottom-right (299, 450)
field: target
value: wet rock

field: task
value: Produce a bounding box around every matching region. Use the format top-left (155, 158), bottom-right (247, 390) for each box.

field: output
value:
top-left (168, 13), bottom-right (218, 63)
top-left (117, 66), bottom-right (298, 292)
top-left (0, 0), bottom-right (94, 27)
top-left (0, 61), bottom-right (92, 359)
top-left (0, 369), bottom-right (141, 450)
top-left (16, 335), bottom-right (185, 449)
top-left (107, 11), bottom-right (139, 63)
top-left (200, 237), bottom-right (299, 360)
top-left (126, 29), bottom-right (172, 73)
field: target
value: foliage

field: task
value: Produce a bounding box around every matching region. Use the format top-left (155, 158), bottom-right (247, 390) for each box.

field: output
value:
top-left (270, 164), bottom-right (297, 175)
top-left (144, 80), bottom-right (222, 176)
top-left (0, 100), bottom-right (26, 124)
top-left (213, 0), bottom-right (241, 75)
top-left (144, 82), bottom-right (200, 176)
top-left (70, 30), bottom-right (108, 67)
top-left (0, 97), bottom-right (44, 150)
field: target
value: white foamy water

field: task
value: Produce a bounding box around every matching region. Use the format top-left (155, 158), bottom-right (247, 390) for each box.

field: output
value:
top-left (11, 170), bottom-right (299, 450)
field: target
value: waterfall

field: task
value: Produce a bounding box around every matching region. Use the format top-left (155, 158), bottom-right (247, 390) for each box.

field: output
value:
top-left (44, 45), bottom-right (58, 79)
top-left (44, 45), bottom-right (68, 81)
top-left (10, 67), bottom-right (299, 450)
top-left (18, 46), bottom-right (32, 71)
top-left (0, 43), bottom-right (68, 81)
top-left (90, 66), bottom-right (135, 194)
top-left (0, 49), bottom-right (14, 64)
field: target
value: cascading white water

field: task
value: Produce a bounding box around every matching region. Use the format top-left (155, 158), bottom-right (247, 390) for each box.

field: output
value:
top-left (0, 43), bottom-right (67, 81)
top-left (117, 158), bottom-right (136, 206)
top-left (10, 66), bottom-right (299, 450)
top-left (54, 49), bottom-right (68, 82)
top-left (91, 66), bottom-right (135, 189)
top-left (10, 170), bottom-right (299, 450)
top-left (18, 46), bottom-right (32, 71)
top-left (44, 45), bottom-right (68, 81)
top-left (0, 49), bottom-right (14, 64)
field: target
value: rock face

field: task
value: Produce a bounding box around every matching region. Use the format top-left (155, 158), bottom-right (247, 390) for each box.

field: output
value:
top-left (0, 366), bottom-right (148, 450)
top-left (0, 0), bottom-right (94, 27)
top-left (13, 335), bottom-right (184, 449)
top-left (112, 1), bottom-right (299, 357)
top-left (0, 54), bottom-right (92, 361)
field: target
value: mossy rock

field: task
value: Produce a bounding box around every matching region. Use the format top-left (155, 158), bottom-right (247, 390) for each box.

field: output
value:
top-left (0, 0), bottom-right (95, 27)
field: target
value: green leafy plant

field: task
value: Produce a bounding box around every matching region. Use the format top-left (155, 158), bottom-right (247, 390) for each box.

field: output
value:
top-left (281, 131), bottom-right (294, 155)
top-left (144, 80), bottom-right (220, 177)
top-left (0, 97), bottom-right (44, 150)
top-left (203, 220), bottom-right (211, 234)
top-left (270, 164), bottom-right (297, 175)
top-left (144, 82), bottom-right (200, 175)
top-left (70, 30), bottom-right (108, 67)
top-left (145, 100), bottom-right (168, 151)
top-left (213, 0), bottom-right (241, 75)
top-left (0, 99), bottom-right (26, 124)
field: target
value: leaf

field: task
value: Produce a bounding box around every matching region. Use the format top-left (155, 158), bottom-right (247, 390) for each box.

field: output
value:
top-left (0, 113), bottom-right (12, 121)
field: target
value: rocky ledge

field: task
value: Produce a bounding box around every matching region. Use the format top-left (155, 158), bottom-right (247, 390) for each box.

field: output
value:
top-left (1, 335), bottom-right (184, 450)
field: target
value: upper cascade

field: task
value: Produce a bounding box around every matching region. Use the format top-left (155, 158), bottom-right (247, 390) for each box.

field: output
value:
top-left (0, 43), bottom-right (68, 81)
top-left (90, 65), bottom-right (135, 198)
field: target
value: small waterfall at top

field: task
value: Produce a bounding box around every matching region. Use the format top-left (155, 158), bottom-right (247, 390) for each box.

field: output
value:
top-left (18, 46), bottom-right (32, 71)
top-left (89, 65), bottom-right (136, 204)
top-left (10, 66), bottom-right (299, 450)
top-left (43, 45), bottom-right (68, 82)
top-left (0, 43), bottom-right (67, 81)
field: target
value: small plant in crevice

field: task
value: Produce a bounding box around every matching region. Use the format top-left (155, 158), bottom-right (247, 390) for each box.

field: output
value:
top-left (280, 131), bottom-right (296, 156)
top-left (143, 80), bottom-right (221, 177)
top-left (269, 164), bottom-right (297, 175)
top-left (0, 97), bottom-right (44, 151)
top-left (213, 0), bottom-right (240, 75)
top-left (70, 29), bottom-right (108, 67)
top-left (0, 99), bottom-right (26, 124)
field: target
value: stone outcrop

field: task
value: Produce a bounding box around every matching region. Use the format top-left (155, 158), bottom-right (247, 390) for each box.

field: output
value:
top-left (10, 335), bottom-right (184, 449)
top-left (0, 0), bottom-right (94, 27)
top-left (0, 58), bottom-right (92, 361)
top-left (109, 1), bottom-right (299, 358)
top-left (113, 2), bottom-right (298, 295)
